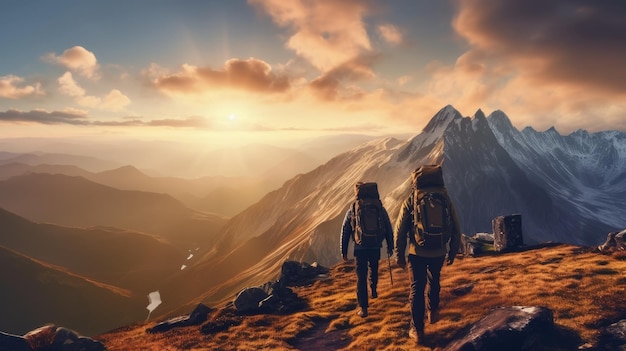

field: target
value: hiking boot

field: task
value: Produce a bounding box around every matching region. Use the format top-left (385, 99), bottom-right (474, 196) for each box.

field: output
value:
top-left (428, 309), bottom-right (439, 324)
top-left (357, 308), bottom-right (368, 318)
top-left (408, 327), bottom-right (424, 344)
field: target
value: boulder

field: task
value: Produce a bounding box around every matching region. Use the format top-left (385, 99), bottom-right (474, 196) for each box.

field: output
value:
top-left (598, 229), bottom-right (626, 253)
top-left (234, 279), bottom-right (308, 314)
top-left (23, 325), bottom-right (104, 351)
top-left (444, 306), bottom-right (554, 351)
top-left (280, 261), bottom-right (329, 286)
top-left (233, 287), bottom-right (269, 313)
top-left (147, 303), bottom-right (213, 333)
top-left (461, 233), bottom-right (494, 257)
top-left (597, 319), bottom-right (626, 350)
top-left (492, 214), bottom-right (523, 252)
top-left (0, 331), bottom-right (30, 351)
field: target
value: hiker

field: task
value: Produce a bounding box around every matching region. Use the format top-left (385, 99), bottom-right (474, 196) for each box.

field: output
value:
top-left (340, 182), bottom-right (394, 318)
top-left (394, 165), bottom-right (461, 344)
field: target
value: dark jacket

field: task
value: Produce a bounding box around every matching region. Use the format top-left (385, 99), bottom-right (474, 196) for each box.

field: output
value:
top-left (340, 204), bottom-right (394, 257)
top-left (394, 187), bottom-right (461, 260)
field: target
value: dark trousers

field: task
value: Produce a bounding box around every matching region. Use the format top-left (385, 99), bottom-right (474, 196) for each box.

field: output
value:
top-left (408, 254), bottom-right (446, 330)
top-left (355, 249), bottom-right (380, 309)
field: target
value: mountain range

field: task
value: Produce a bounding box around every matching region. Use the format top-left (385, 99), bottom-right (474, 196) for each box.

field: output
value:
top-left (160, 105), bottom-right (626, 313)
top-left (1, 104), bottom-right (624, 337)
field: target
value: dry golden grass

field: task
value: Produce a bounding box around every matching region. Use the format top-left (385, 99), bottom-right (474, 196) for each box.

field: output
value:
top-left (96, 244), bottom-right (626, 350)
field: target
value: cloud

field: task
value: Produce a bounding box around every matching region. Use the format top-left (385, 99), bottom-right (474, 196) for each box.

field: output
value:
top-left (151, 58), bottom-right (291, 94)
top-left (44, 46), bottom-right (101, 79)
top-left (0, 109), bottom-right (89, 125)
top-left (100, 89), bottom-right (132, 112)
top-left (452, 0), bottom-right (626, 94)
top-left (249, 0), bottom-right (372, 72)
top-left (0, 75), bottom-right (44, 99)
top-left (57, 72), bottom-right (131, 112)
top-left (0, 108), bottom-right (212, 129)
top-left (377, 24), bottom-right (403, 45)
top-left (57, 72), bottom-right (85, 97)
top-left (309, 55), bottom-right (378, 101)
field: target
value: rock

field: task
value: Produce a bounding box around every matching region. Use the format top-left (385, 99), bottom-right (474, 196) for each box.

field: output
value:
top-left (280, 261), bottom-right (329, 286)
top-left (461, 234), bottom-right (494, 257)
top-left (258, 281), bottom-right (307, 314)
top-left (0, 331), bottom-right (30, 351)
top-left (444, 306), bottom-right (554, 351)
top-left (493, 214), bottom-right (523, 252)
top-left (23, 325), bottom-right (105, 351)
top-left (452, 283), bottom-right (474, 296)
top-left (597, 319), bottom-right (626, 350)
top-left (147, 303), bottom-right (213, 333)
top-left (233, 287), bottom-right (269, 313)
top-left (598, 229), bottom-right (626, 252)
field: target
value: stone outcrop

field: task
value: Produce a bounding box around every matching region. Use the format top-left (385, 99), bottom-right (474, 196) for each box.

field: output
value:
top-left (232, 260), bottom-right (326, 314)
top-left (0, 325), bottom-right (105, 351)
top-left (0, 331), bottom-right (30, 351)
top-left (444, 306), bottom-right (554, 351)
top-left (147, 303), bottom-right (212, 334)
top-left (598, 229), bottom-right (626, 253)
top-left (280, 261), bottom-right (329, 286)
top-left (597, 319), bottom-right (626, 350)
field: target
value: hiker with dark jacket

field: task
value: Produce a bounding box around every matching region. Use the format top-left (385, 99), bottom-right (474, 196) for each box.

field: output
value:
top-left (340, 182), bottom-right (394, 318)
top-left (395, 165), bottom-right (461, 344)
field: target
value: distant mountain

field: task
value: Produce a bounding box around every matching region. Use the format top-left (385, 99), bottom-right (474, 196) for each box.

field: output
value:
top-left (0, 152), bottom-right (122, 172)
top-left (0, 207), bottom-right (184, 292)
top-left (0, 174), bottom-right (227, 250)
top-left (0, 245), bottom-right (144, 336)
top-left (158, 105), bottom-right (626, 309)
top-left (0, 207), bottom-right (192, 335)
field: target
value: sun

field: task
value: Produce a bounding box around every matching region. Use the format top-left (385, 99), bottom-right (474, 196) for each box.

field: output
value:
top-left (227, 113), bottom-right (237, 121)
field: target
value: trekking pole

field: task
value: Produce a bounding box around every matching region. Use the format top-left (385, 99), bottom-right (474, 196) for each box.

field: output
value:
top-left (387, 251), bottom-right (394, 287)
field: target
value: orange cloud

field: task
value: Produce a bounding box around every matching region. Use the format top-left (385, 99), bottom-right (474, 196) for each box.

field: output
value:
top-left (453, 0), bottom-right (626, 95)
top-left (44, 46), bottom-right (101, 80)
top-left (309, 55), bottom-right (378, 101)
top-left (151, 58), bottom-right (291, 94)
top-left (0, 75), bottom-right (44, 99)
top-left (249, 0), bottom-right (372, 72)
top-left (377, 24), bottom-right (403, 45)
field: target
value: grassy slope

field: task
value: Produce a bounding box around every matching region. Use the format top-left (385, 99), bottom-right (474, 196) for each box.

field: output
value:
top-left (96, 244), bottom-right (626, 350)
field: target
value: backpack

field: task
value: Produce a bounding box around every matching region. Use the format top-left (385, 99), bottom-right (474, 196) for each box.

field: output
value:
top-left (411, 165), bottom-right (452, 249)
top-left (351, 182), bottom-right (385, 247)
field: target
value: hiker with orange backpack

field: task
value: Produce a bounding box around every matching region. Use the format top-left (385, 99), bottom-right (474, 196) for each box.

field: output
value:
top-left (394, 165), bottom-right (461, 344)
top-left (340, 182), bottom-right (394, 318)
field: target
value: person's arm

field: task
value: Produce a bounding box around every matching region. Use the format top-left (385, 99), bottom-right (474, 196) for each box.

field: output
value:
top-left (340, 206), bottom-right (353, 261)
top-left (394, 195), bottom-right (412, 268)
top-left (447, 203), bottom-right (461, 265)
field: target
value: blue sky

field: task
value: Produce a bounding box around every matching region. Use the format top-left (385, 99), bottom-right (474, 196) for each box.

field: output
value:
top-left (1, 0), bottom-right (625, 145)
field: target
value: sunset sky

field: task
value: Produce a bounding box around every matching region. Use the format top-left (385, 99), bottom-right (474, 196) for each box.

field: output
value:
top-left (1, 0), bottom-right (625, 146)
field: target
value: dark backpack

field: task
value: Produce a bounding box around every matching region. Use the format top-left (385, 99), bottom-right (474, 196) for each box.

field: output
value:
top-left (412, 165), bottom-right (452, 249)
top-left (351, 182), bottom-right (385, 247)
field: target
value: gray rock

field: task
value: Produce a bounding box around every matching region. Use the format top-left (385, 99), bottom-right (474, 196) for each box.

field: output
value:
top-left (147, 303), bottom-right (213, 333)
top-left (280, 261), bottom-right (329, 286)
top-left (23, 325), bottom-right (104, 351)
top-left (444, 306), bottom-right (554, 351)
top-left (0, 331), bottom-right (30, 351)
top-left (598, 229), bottom-right (626, 252)
top-left (598, 319), bottom-right (626, 350)
top-left (233, 287), bottom-right (269, 313)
